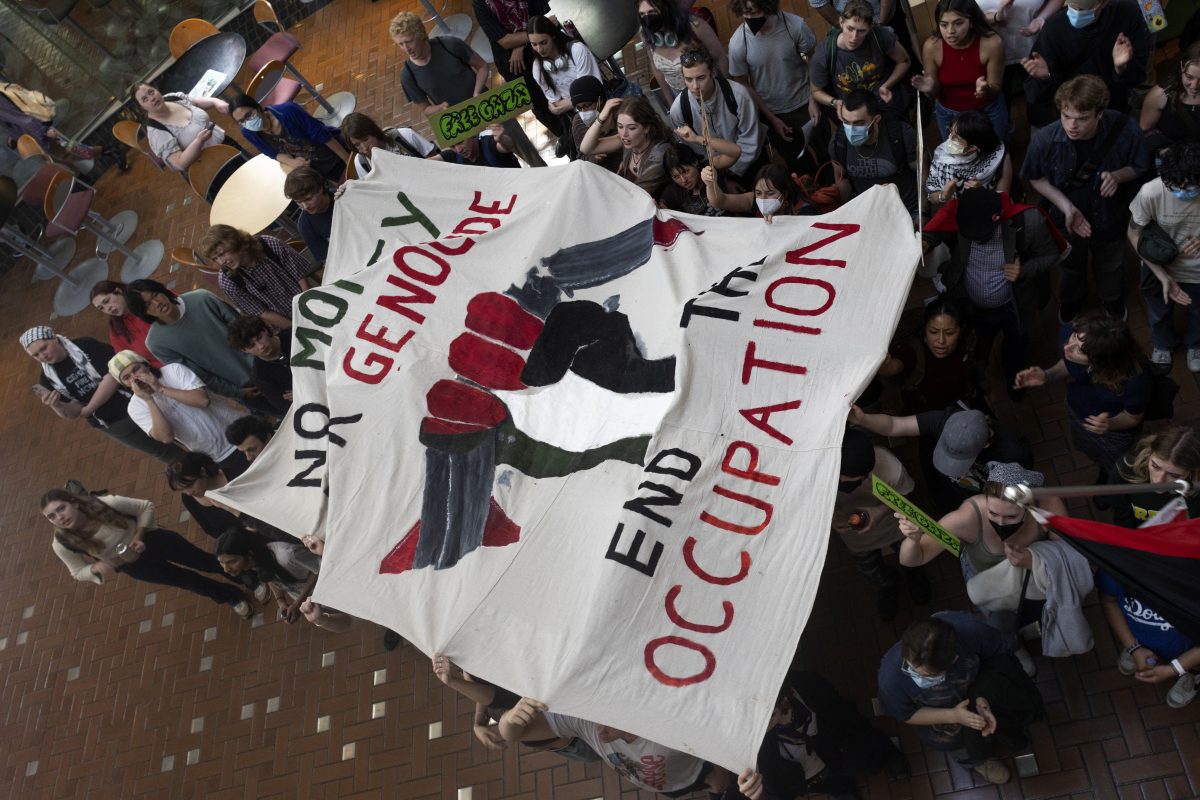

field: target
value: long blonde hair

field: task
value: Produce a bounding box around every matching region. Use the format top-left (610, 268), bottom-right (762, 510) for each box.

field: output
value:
top-left (40, 490), bottom-right (136, 555)
top-left (1116, 425), bottom-right (1200, 490)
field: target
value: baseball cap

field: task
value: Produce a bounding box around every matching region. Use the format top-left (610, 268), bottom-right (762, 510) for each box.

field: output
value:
top-left (932, 409), bottom-right (989, 479)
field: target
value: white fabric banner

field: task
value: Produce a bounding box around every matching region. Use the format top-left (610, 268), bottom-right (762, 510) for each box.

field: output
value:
top-left (213, 154), bottom-right (918, 771)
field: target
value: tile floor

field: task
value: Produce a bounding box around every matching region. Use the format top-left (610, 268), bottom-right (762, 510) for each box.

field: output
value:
top-left (1, 1), bottom-right (1199, 798)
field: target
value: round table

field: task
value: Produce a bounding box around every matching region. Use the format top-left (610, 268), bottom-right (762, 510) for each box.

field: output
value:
top-left (156, 31), bottom-right (248, 97)
top-left (209, 154), bottom-right (298, 237)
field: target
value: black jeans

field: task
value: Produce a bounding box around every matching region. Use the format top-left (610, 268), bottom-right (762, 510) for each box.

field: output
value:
top-left (972, 300), bottom-right (1027, 391)
top-left (117, 528), bottom-right (243, 605)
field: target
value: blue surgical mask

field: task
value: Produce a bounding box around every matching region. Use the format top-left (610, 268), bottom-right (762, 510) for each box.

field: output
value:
top-left (1066, 7), bottom-right (1096, 28)
top-left (242, 113), bottom-right (263, 132)
top-left (903, 663), bottom-right (947, 688)
top-left (1170, 186), bottom-right (1200, 202)
top-left (843, 123), bottom-right (871, 146)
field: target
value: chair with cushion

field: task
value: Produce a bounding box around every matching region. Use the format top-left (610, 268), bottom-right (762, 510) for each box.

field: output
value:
top-left (247, 59), bottom-right (302, 107)
top-left (185, 143), bottom-right (243, 202)
top-left (15, 135), bottom-right (49, 162)
top-left (0, 173), bottom-right (83, 298)
top-left (41, 167), bottom-right (163, 285)
top-left (244, 0), bottom-right (356, 125)
top-left (169, 18), bottom-right (220, 59)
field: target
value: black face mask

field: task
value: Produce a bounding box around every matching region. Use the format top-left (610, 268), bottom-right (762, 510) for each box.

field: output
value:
top-left (993, 516), bottom-right (1025, 540)
top-left (838, 477), bottom-right (865, 494)
top-left (746, 16), bottom-right (768, 33)
top-left (641, 12), bottom-right (664, 32)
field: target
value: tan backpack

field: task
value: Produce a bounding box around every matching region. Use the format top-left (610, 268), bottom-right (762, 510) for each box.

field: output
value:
top-left (0, 82), bottom-right (57, 122)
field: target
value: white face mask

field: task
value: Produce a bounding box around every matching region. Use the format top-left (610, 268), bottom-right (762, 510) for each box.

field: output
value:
top-left (578, 109), bottom-right (598, 125)
top-left (943, 137), bottom-right (970, 156)
top-left (756, 197), bottom-right (783, 217)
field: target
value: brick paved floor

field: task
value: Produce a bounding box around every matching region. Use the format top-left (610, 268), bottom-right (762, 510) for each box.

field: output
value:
top-left (1, 1), bottom-right (1199, 798)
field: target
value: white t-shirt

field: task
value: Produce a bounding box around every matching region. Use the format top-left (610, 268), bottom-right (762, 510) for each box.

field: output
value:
top-left (126, 363), bottom-right (243, 461)
top-left (531, 40), bottom-right (603, 104)
top-left (353, 127), bottom-right (438, 177)
top-left (542, 711), bottom-right (703, 793)
top-left (1130, 178), bottom-right (1200, 282)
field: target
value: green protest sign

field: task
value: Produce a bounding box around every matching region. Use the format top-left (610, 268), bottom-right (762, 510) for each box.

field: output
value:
top-left (871, 474), bottom-right (962, 557)
top-left (431, 78), bottom-right (533, 148)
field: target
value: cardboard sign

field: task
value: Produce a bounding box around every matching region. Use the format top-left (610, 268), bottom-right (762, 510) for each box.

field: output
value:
top-left (872, 474), bottom-right (962, 557)
top-left (431, 78), bottom-right (533, 148)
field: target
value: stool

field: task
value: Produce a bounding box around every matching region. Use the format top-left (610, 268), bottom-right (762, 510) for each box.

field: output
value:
top-left (41, 167), bottom-right (163, 289)
top-left (418, 0), bottom-right (473, 41)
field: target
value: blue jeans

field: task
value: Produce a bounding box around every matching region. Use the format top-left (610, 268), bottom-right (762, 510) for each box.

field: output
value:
top-left (117, 528), bottom-right (243, 605)
top-left (1139, 263), bottom-right (1200, 349)
top-left (935, 94), bottom-right (1010, 142)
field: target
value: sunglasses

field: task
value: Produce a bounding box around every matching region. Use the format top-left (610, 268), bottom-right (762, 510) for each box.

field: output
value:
top-left (679, 51), bottom-right (709, 68)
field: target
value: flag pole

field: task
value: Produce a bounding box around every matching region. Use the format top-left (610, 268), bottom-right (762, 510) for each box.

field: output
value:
top-left (985, 480), bottom-right (1193, 507)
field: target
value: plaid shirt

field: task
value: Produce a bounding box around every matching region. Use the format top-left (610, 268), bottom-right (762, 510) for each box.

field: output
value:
top-left (217, 235), bottom-right (308, 319)
top-left (963, 229), bottom-right (1012, 309)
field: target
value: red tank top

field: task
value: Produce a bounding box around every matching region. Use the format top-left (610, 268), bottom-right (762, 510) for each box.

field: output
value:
top-left (937, 35), bottom-right (986, 112)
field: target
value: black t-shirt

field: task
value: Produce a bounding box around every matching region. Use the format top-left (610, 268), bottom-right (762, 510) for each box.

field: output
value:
top-left (298, 196), bottom-right (334, 265)
top-left (252, 331), bottom-right (293, 416)
top-left (915, 406), bottom-right (1035, 512)
top-left (38, 337), bottom-right (131, 428)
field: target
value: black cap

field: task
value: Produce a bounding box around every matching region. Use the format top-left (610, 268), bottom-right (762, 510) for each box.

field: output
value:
top-left (569, 75), bottom-right (604, 107)
top-left (956, 187), bottom-right (1002, 243)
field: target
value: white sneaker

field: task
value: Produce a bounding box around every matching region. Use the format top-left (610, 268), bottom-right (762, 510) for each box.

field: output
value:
top-left (232, 600), bottom-right (252, 619)
top-left (253, 583), bottom-right (269, 603)
top-left (1150, 348), bottom-right (1173, 373)
top-left (1167, 673), bottom-right (1197, 708)
top-left (1187, 348), bottom-right (1200, 373)
top-left (1117, 649), bottom-right (1136, 676)
top-left (1014, 645), bottom-right (1037, 677)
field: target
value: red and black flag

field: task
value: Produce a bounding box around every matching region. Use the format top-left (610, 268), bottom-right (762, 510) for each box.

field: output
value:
top-left (1047, 515), bottom-right (1200, 642)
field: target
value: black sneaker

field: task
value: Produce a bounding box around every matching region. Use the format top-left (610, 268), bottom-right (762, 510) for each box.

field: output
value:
top-left (1104, 300), bottom-right (1127, 321)
top-left (903, 567), bottom-right (932, 606)
top-left (383, 630), bottom-right (402, 651)
top-left (554, 137), bottom-right (569, 159)
top-left (1058, 302), bottom-right (1081, 324)
top-left (877, 585), bottom-right (900, 622)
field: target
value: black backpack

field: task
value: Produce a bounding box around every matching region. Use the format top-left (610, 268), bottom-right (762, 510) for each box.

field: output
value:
top-left (678, 72), bottom-right (739, 133)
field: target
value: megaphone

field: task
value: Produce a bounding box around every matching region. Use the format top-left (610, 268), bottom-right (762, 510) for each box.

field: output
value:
top-left (549, 0), bottom-right (640, 60)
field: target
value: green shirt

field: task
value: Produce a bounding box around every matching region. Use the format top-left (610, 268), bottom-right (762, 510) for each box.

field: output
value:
top-left (145, 290), bottom-right (253, 399)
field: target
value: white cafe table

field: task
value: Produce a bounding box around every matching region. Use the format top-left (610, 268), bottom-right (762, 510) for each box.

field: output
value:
top-left (209, 154), bottom-right (300, 237)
